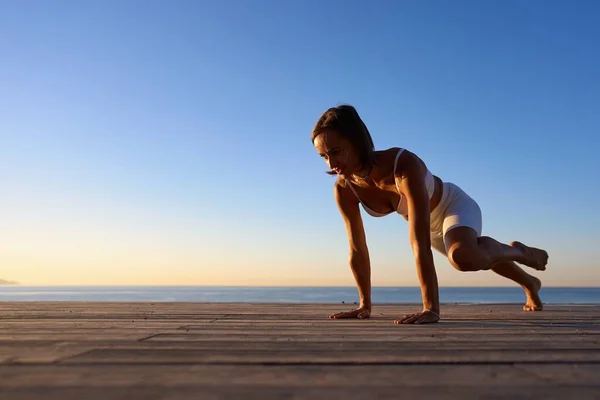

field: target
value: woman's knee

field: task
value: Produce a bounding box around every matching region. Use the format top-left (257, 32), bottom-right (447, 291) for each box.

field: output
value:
top-left (447, 241), bottom-right (490, 272)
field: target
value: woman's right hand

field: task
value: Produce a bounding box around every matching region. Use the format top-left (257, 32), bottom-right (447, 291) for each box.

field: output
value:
top-left (329, 306), bottom-right (371, 319)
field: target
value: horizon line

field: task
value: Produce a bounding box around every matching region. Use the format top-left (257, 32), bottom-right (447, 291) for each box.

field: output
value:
top-left (2, 284), bottom-right (600, 289)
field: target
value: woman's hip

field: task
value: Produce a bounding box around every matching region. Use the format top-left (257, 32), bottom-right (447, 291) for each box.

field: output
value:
top-left (430, 181), bottom-right (482, 239)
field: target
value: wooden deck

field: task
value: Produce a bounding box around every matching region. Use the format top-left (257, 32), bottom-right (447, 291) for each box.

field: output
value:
top-left (0, 302), bottom-right (599, 399)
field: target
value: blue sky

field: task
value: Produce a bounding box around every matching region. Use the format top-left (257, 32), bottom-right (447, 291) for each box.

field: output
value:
top-left (1, 0), bottom-right (599, 287)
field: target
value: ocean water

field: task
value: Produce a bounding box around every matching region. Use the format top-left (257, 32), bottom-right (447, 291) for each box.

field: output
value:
top-left (1, 286), bottom-right (600, 304)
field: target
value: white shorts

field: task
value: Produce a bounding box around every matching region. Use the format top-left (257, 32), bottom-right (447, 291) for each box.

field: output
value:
top-left (429, 181), bottom-right (482, 255)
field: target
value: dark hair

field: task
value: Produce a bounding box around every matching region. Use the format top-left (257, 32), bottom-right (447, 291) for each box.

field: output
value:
top-left (311, 104), bottom-right (376, 175)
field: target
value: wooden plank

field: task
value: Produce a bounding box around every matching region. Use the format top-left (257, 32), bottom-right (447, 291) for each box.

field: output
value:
top-left (5, 339), bottom-right (599, 353)
top-left (0, 333), bottom-right (156, 341)
top-left (135, 336), bottom-right (600, 349)
top-left (517, 364), bottom-right (600, 384)
top-left (59, 347), bottom-right (600, 364)
top-left (167, 326), bottom-right (600, 334)
top-left (0, 364), bottom-right (552, 386)
top-left (0, 315), bottom-right (225, 321)
top-left (0, 344), bottom-right (94, 363)
top-left (0, 321), bottom-right (198, 328)
top-left (1, 385), bottom-right (599, 400)
top-left (4, 339), bottom-right (598, 353)
top-left (140, 334), bottom-right (600, 345)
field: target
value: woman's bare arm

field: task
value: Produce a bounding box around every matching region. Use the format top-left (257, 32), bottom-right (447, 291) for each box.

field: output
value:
top-left (329, 180), bottom-right (372, 318)
top-left (396, 152), bottom-right (440, 323)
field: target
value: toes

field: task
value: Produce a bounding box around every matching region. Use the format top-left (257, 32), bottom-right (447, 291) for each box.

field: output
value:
top-left (540, 250), bottom-right (549, 270)
top-left (535, 252), bottom-right (548, 271)
top-left (395, 314), bottom-right (417, 324)
top-left (512, 241), bottom-right (549, 271)
top-left (535, 250), bottom-right (548, 270)
top-left (523, 304), bottom-right (543, 312)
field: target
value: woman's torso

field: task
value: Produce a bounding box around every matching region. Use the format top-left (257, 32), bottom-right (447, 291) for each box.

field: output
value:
top-left (343, 147), bottom-right (443, 219)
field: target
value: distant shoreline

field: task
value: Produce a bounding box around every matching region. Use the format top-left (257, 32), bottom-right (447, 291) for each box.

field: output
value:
top-left (1, 284), bottom-right (599, 289)
top-left (1, 286), bottom-right (600, 304)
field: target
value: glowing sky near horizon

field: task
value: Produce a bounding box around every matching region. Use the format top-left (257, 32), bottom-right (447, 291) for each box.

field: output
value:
top-left (1, 0), bottom-right (599, 287)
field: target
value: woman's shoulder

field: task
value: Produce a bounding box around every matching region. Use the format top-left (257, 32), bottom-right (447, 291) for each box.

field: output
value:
top-left (375, 147), bottom-right (426, 181)
top-left (377, 146), bottom-right (420, 168)
top-left (333, 176), bottom-right (361, 210)
top-left (331, 174), bottom-right (348, 195)
top-left (333, 175), bottom-right (353, 193)
top-left (392, 149), bottom-right (431, 184)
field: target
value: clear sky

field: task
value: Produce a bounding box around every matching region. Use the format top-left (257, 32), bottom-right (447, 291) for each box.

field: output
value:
top-left (1, 0), bottom-right (599, 287)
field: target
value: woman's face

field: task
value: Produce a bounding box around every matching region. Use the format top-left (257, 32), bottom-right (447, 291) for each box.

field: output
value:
top-left (313, 129), bottom-right (361, 178)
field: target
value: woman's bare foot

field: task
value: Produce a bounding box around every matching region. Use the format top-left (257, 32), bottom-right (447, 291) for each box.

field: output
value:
top-left (523, 276), bottom-right (543, 311)
top-left (510, 241), bottom-right (549, 271)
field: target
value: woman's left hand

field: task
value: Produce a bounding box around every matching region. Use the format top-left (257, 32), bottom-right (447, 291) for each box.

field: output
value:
top-left (394, 309), bottom-right (440, 324)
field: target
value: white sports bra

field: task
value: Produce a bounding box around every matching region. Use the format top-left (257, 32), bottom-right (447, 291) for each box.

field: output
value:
top-left (345, 148), bottom-right (436, 218)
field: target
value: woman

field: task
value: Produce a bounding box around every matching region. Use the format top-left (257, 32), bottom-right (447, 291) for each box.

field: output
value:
top-left (311, 104), bottom-right (549, 324)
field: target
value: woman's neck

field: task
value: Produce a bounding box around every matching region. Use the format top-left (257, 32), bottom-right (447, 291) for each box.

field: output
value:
top-left (350, 163), bottom-right (375, 185)
top-left (349, 152), bottom-right (384, 186)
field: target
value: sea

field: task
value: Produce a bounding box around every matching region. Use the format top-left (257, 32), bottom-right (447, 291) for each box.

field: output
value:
top-left (1, 286), bottom-right (600, 304)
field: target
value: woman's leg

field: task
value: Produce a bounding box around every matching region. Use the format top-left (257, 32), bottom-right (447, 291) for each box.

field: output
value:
top-left (444, 227), bottom-right (545, 311)
top-left (435, 227), bottom-right (542, 310)
top-left (491, 261), bottom-right (543, 311)
top-left (436, 182), bottom-right (548, 310)
top-left (444, 227), bottom-right (549, 273)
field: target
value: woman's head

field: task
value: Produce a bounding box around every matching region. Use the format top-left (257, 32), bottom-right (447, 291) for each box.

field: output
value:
top-left (311, 104), bottom-right (375, 177)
